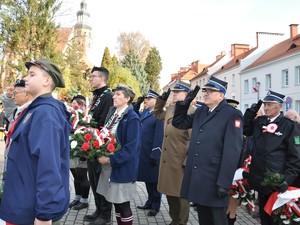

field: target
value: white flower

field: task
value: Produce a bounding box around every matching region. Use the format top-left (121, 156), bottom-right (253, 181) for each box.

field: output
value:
top-left (241, 201), bottom-right (248, 206)
top-left (280, 215), bottom-right (287, 219)
top-left (232, 193), bottom-right (239, 198)
top-left (293, 218), bottom-right (300, 222)
top-left (283, 219), bottom-right (290, 224)
top-left (249, 189), bottom-right (255, 195)
top-left (71, 140), bottom-right (78, 149)
top-left (241, 193), bottom-right (246, 198)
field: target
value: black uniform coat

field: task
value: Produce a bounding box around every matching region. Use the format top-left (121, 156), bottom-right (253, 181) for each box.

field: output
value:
top-left (243, 110), bottom-right (300, 195)
top-left (137, 109), bottom-right (164, 183)
top-left (172, 99), bottom-right (243, 207)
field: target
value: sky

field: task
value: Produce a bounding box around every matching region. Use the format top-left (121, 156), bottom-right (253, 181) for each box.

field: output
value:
top-left (58, 0), bottom-right (300, 88)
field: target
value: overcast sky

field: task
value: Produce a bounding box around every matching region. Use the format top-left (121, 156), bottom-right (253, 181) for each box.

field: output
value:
top-left (58, 0), bottom-right (300, 87)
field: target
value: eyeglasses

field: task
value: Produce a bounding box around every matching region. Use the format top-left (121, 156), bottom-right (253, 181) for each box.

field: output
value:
top-left (13, 90), bottom-right (26, 96)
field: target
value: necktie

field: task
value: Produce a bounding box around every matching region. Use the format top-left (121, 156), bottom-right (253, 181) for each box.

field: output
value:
top-left (107, 113), bottom-right (119, 130)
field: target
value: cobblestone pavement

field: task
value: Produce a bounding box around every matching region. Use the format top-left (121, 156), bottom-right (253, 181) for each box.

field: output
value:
top-left (62, 181), bottom-right (261, 225)
top-left (0, 141), bottom-right (260, 224)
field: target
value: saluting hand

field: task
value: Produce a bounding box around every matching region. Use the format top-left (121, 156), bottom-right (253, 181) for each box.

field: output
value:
top-left (180, 85), bottom-right (200, 106)
top-left (158, 88), bottom-right (171, 101)
top-left (249, 99), bottom-right (263, 114)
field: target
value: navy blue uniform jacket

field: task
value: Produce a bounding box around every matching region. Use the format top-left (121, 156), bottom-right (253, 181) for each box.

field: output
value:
top-left (172, 99), bottom-right (243, 207)
top-left (0, 96), bottom-right (72, 224)
top-left (137, 109), bottom-right (164, 183)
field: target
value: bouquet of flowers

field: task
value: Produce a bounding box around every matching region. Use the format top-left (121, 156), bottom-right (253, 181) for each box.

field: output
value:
top-left (262, 172), bottom-right (300, 224)
top-left (68, 105), bottom-right (97, 130)
top-left (70, 127), bottom-right (120, 160)
top-left (230, 156), bottom-right (256, 214)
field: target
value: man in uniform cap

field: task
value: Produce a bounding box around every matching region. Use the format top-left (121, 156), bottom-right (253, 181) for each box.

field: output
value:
top-left (226, 99), bottom-right (239, 109)
top-left (172, 76), bottom-right (243, 225)
top-left (0, 58), bottom-right (72, 224)
top-left (136, 90), bottom-right (164, 216)
top-left (153, 82), bottom-right (195, 225)
top-left (243, 90), bottom-right (300, 225)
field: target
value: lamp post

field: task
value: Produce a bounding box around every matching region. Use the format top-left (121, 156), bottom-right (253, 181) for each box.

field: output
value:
top-left (256, 82), bottom-right (260, 101)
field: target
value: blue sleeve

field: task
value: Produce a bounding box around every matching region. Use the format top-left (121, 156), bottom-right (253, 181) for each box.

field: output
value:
top-left (28, 107), bottom-right (70, 220)
top-left (110, 117), bottom-right (141, 167)
top-left (150, 118), bottom-right (164, 160)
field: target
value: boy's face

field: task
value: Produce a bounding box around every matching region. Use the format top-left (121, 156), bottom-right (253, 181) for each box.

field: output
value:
top-left (24, 65), bottom-right (51, 98)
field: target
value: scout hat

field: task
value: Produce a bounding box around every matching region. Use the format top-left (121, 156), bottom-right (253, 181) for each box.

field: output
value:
top-left (171, 82), bottom-right (191, 92)
top-left (145, 90), bottom-right (159, 99)
top-left (203, 76), bottom-right (228, 94)
top-left (25, 58), bottom-right (65, 88)
top-left (226, 99), bottom-right (239, 108)
top-left (14, 79), bottom-right (25, 87)
top-left (112, 84), bottom-right (135, 98)
top-left (263, 90), bottom-right (285, 103)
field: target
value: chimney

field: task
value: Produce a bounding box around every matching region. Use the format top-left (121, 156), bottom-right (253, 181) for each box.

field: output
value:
top-left (230, 44), bottom-right (250, 57)
top-left (216, 51), bottom-right (225, 60)
top-left (289, 24), bottom-right (299, 38)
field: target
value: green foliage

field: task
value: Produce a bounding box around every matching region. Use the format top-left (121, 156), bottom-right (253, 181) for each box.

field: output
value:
top-left (61, 38), bottom-right (90, 98)
top-left (0, 0), bottom-right (63, 83)
top-left (101, 47), bottom-right (112, 69)
top-left (145, 46), bottom-right (162, 92)
top-left (108, 64), bottom-right (141, 99)
top-left (122, 51), bottom-right (149, 95)
top-left (261, 172), bottom-right (284, 187)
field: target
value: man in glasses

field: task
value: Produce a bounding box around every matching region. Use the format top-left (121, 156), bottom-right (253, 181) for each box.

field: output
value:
top-left (84, 67), bottom-right (113, 225)
top-left (0, 58), bottom-right (72, 225)
top-left (172, 76), bottom-right (243, 225)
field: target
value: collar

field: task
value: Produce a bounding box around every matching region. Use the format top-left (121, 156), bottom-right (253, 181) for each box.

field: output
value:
top-left (269, 113), bottom-right (281, 123)
top-left (92, 85), bottom-right (109, 96)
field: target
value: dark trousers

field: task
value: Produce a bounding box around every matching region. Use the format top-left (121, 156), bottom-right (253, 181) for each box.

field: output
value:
top-left (196, 204), bottom-right (228, 225)
top-left (70, 168), bottom-right (90, 199)
top-left (258, 193), bottom-right (277, 225)
top-left (166, 195), bottom-right (190, 225)
top-left (145, 182), bottom-right (162, 211)
top-left (87, 159), bottom-right (112, 219)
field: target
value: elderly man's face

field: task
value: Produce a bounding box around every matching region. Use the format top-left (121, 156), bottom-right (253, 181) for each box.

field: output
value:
top-left (202, 89), bottom-right (224, 109)
top-left (263, 102), bottom-right (282, 118)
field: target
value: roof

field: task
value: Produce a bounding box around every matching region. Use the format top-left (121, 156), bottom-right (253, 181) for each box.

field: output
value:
top-left (212, 47), bottom-right (257, 75)
top-left (56, 28), bottom-right (72, 52)
top-left (243, 34), bottom-right (300, 72)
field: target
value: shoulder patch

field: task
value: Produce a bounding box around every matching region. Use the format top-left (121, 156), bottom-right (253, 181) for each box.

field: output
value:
top-left (235, 120), bottom-right (241, 128)
top-left (295, 136), bottom-right (300, 145)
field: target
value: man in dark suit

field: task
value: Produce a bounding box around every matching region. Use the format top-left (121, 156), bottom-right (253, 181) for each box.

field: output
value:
top-left (172, 77), bottom-right (243, 225)
top-left (135, 90), bottom-right (164, 217)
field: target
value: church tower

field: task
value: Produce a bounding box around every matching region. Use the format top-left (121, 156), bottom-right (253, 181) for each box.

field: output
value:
top-left (74, 0), bottom-right (92, 65)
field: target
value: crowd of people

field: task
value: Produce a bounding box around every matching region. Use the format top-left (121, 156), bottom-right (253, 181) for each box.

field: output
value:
top-left (0, 58), bottom-right (300, 225)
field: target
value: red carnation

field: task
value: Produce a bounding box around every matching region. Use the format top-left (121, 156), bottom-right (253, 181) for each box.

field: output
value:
top-left (84, 133), bottom-right (93, 141)
top-left (107, 143), bottom-right (115, 152)
top-left (93, 140), bottom-right (100, 148)
top-left (81, 142), bottom-right (90, 151)
top-left (73, 105), bottom-right (79, 109)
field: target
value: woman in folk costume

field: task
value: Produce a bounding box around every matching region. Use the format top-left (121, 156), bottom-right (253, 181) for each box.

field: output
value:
top-left (96, 84), bottom-right (141, 225)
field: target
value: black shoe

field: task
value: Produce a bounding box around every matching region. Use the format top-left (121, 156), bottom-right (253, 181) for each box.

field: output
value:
top-left (84, 210), bottom-right (99, 222)
top-left (147, 210), bottom-right (159, 216)
top-left (137, 205), bottom-right (151, 210)
top-left (69, 200), bottom-right (80, 208)
top-left (73, 202), bottom-right (88, 210)
top-left (89, 217), bottom-right (111, 225)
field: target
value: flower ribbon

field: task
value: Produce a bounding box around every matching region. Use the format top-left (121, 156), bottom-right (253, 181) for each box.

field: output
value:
top-left (262, 123), bottom-right (278, 133)
top-left (264, 186), bottom-right (300, 216)
top-left (71, 109), bottom-right (79, 130)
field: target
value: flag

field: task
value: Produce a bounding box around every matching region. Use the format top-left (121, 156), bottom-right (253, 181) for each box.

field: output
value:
top-left (253, 87), bottom-right (258, 92)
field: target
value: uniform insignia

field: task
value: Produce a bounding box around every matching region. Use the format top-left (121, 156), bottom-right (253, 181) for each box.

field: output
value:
top-left (23, 113), bottom-right (32, 123)
top-left (295, 136), bottom-right (300, 145)
top-left (262, 123), bottom-right (278, 133)
top-left (235, 120), bottom-right (241, 128)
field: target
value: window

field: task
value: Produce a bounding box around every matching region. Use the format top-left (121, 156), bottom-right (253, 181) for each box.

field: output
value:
top-left (232, 74), bottom-right (235, 87)
top-left (252, 77), bottom-right (257, 92)
top-left (265, 74), bottom-right (271, 90)
top-left (295, 101), bottom-right (300, 115)
top-left (281, 69), bottom-right (289, 87)
top-left (244, 79), bottom-right (249, 93)
top-left (296, 66), bottom-right (300, 85)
